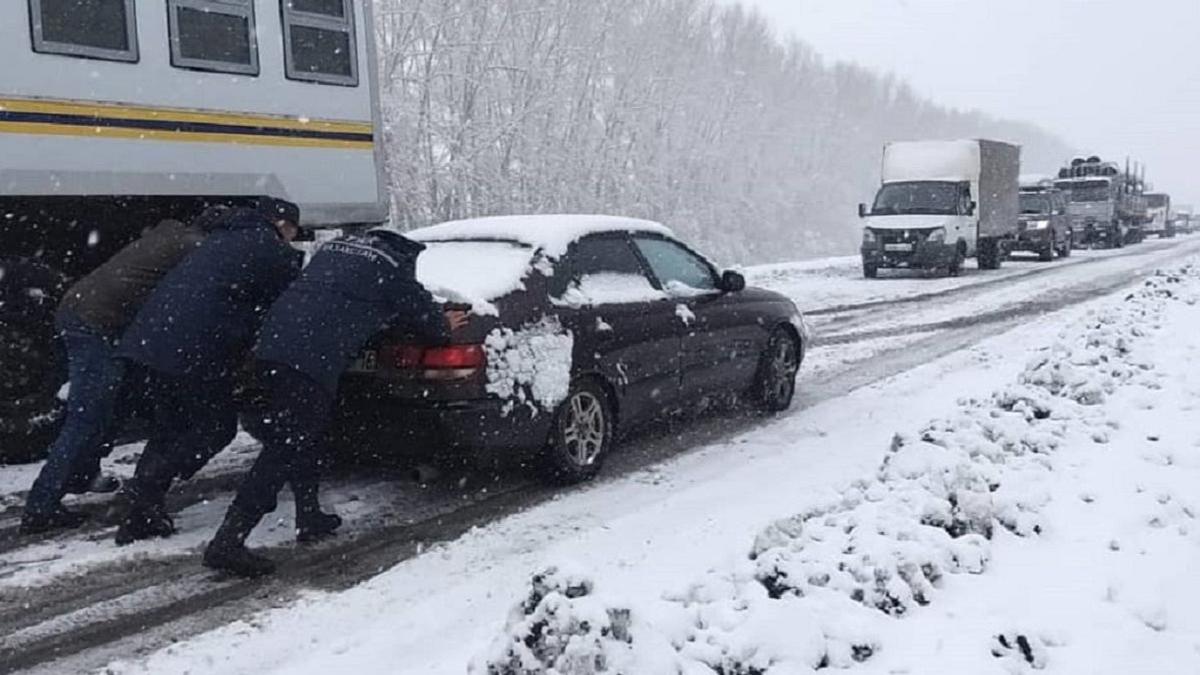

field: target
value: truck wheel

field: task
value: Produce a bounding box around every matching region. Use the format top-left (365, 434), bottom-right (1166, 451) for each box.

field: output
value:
top-left (542, 379), bottom-right (613, 484)
top-left (0, 259), bottom-right (69, 463)
top-left (978, 238), bottom-right (1002, 270)
top-left (0, 316), bottom-right (67, 463)
top-left (862, 262), bottom-right (878, 279)
top-left (1038, 243), bottom-right (1054, 262)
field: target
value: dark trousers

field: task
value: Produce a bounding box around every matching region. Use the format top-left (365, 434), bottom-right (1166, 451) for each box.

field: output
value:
top-left (26, 313), bottom-right (127, 516)
top-left (128, 371), bottom-right (238, 507)
top-left (231, 363), bottom-right (332, 519)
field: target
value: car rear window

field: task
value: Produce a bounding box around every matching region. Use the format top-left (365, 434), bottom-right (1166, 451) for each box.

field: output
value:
top-left (417, 240), bottom-right (536, 314)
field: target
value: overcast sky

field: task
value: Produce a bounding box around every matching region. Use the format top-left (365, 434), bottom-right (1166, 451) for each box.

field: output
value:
top-left (743, 0), bottom-right (1200, 205)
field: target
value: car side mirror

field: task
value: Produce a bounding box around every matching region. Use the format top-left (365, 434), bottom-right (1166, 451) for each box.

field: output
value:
top-left (719, 270), bottom-right (746, 293)
top-left (858, 203), bottom-right (868, 219)
top-left (968, 201), bottom-right (977, 216)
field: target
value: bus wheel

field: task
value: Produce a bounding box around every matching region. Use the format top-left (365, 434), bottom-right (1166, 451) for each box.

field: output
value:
top-left (0, 314), bottom-right (66, 462)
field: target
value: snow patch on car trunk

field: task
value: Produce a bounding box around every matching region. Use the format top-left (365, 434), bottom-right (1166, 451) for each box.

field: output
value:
top-left (485, 317), bottom-right (575, 416)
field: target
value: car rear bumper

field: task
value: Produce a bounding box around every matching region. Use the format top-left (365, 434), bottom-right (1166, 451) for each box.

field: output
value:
top-left (331, 387), bottom-right (554, 458)
top-left (861, 242), bottom-right (956, 269)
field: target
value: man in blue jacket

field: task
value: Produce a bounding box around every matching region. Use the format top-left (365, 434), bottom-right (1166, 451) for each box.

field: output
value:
top-left (203, 228), bottom-right (468, 577)
top-left (114, 198), bottom-right (303, 545)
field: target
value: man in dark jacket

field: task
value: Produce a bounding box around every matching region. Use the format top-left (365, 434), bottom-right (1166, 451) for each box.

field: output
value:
top-left (20, 210), bottom-right (224, 534)
top-left (114, 199), bottom-right (303, 545)
top-left (203, 228), bottom-right (468, 577)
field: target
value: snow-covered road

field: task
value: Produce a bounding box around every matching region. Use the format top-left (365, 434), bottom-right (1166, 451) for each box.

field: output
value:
top-left (2, 236), bottom-right (1199, 674)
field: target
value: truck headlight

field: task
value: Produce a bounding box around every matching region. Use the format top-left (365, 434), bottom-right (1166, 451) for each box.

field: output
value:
top-left (1028, 220), bottom-right (1050, 230)
top-left (926, 227), bottom-right (947, 243)
top-left (863, 228), bottom-right (877, 243)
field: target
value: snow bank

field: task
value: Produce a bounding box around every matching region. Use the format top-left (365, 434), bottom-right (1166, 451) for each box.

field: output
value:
top-left (475, 263), bottom-right (1200, 673)
top-left (471, 565), bottom-right (680, 675)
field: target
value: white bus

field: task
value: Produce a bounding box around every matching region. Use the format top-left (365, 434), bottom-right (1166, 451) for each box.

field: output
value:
top-left (0, 0), bottom-right (387, 457)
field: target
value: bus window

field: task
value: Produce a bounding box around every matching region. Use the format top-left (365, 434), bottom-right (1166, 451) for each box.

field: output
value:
top-left (168, 0), bottom-right (260, 75)
top-left (282, 0), bottom-right (358, 86)
top-left (29, 0), bottom-right (139, 63)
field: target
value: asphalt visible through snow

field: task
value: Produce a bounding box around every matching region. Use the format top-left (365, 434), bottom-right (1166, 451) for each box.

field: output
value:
top-left (3, 236), bottom-right (1200, 674)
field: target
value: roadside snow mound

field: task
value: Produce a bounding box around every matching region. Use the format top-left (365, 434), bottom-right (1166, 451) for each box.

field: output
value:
top-left (478, 264), bottom-right (1199, 673)
top-left (471, 566), bottom-right (679, 674)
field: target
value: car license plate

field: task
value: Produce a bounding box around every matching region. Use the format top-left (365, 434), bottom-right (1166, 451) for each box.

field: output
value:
top-left (884, 243), bottom-right (913, 252)
top-left (349, 350), bottom-right (378, 373)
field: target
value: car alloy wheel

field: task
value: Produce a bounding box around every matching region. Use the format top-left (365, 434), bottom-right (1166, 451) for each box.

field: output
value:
top-left (544, 380), bottom-right (613, 484)
top-left (757, 329), bottom-right (800, 412)
top-left (563, 392), bottom-right (605, 467)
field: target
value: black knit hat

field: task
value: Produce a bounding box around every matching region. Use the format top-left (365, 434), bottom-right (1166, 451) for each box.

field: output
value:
top-left (256, 196), bottom-right (301, 226)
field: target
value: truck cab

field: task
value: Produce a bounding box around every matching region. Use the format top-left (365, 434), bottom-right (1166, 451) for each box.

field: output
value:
top-left (859, 139), bottom-right (1020, 278)
top-left (1055, 176), bottom-right (1123, 248)
top-left (1144, 193), bottom-right (1174, 238)
top-left (860, 180), bottom-right (977, 276)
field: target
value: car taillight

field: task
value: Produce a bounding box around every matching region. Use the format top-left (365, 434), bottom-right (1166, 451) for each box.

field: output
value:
top-left (380, 344), bottom-right (485, 379)
top-left (421, 345), bottom-right (485, 369)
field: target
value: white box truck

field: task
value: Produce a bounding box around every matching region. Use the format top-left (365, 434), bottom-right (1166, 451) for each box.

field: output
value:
top-left (858, 139), bottom-right (1020, 278)
top-left (0, 0), bottom-right (388, 458)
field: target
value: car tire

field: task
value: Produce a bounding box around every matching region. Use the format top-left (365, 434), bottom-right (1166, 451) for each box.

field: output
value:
top-left (948, 243), bottom-right (966, 277)
top-left (862, 262), bottom-right (878, 279)
top-left (1038, 243), bottom-right (1054, 262)
top-left (541, 379), bottom-right (613, 484)
top-left (754, 328), bottom-right (801, 413)
top-left (1057, 232), bottom-right (1072, 258)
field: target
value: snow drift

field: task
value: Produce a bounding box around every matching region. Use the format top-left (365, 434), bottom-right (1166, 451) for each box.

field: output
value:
top-left (473, 263), bottom-right (1200, 674)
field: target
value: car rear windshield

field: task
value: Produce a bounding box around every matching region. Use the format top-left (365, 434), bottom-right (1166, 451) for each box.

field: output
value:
top-left (417, 240), bottom-right (535, 310)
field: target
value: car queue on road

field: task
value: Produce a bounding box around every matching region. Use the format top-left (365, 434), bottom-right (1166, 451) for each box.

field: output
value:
top-left (857, 143), bottom-right (1191, 279)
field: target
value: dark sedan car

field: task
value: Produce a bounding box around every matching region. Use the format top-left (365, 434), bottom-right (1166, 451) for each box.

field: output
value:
top-left (331, 216), bottom-right (809, 483)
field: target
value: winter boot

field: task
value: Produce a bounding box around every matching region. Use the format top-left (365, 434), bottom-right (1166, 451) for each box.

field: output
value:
top-left (20, 506), bottom-right (88, 535)
top-left (114, 451), bottom-right (177, 545)
top-left (292, 482), bottom-right (341, 543)
top-left (66, 472), bottom-right (122, 495)
top-left (203, 507), bottom-right (275, 578)
top-left (114, 503), bottom-right (176, 545)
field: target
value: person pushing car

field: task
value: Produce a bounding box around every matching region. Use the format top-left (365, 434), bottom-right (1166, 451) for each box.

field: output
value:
top-left (19, 208), bottom-right (228, 534)
top-left (203, 227), bottom-right (469, 577)
top-left (114, 198), bottom-right (304, 545)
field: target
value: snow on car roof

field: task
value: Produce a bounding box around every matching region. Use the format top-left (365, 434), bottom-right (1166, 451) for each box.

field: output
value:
top-left (409, 214), bottom-right (673, 258)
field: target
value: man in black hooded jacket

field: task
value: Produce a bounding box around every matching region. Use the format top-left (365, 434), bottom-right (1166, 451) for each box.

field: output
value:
top-left (115, 199), bottom-right (303, 544)
top-left (204, 228), bottom-right (468, 577)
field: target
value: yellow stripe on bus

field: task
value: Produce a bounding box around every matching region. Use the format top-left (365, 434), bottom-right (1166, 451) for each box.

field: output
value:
top-left (0, 121), bottom-right (375, 150)
top-left (0, 96), bottom-right (374, 136)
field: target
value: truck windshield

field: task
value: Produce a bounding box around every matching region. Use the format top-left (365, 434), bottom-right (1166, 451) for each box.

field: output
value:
top-left (1146, 195), bottom-right (1169, 208)
top-left (871, 182), bottom-right (961, 216)
top-left (1057, 181), bottom-right (1111, 203)
top-left (1019, 194), bottom-right (1051, 214)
